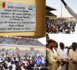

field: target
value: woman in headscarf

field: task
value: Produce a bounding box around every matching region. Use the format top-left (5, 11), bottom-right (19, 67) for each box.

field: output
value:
top-left (46, 39), bottom-right (61, 70)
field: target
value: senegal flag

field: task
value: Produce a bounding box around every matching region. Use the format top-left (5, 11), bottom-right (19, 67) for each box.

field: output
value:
top-left (0, 2), bottom-right (5, 8)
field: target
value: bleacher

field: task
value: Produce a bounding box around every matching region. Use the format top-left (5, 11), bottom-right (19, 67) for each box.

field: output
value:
top-left (0, 37), bottom-right (44, 46)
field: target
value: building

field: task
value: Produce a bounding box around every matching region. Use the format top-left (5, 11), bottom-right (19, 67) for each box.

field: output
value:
top-left (46, 6), bottom-right (57, 20)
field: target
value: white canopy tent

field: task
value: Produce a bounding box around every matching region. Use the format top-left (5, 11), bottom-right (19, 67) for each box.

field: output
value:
top-left (38, 34), bottom-right (77, 47)
top-left (38, 37), bottom-right (46, 45)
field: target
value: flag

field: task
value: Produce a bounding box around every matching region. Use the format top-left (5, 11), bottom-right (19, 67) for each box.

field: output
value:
top-left (0, 2), bottom-right (5, 8)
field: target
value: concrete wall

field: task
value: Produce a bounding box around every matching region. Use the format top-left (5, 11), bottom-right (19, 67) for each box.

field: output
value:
top-left (0, 46), bottom-right (46, 52)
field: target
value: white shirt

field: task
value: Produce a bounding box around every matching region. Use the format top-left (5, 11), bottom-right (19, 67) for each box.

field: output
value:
top-left (21, 66), bottom-right (25, 70)
top-left (42, 57), bottom-right (45, 63)
top-left (62, 29), bottom-right (65, 34)
top-left (68, 49), bottom-right (77, 61)
top-left (6, 62), bottom-right (11, 68)
top-left (12, 64), bottom-right (16, 70)
top-left (23, 61), bottom-right (27, 66)
top-left (57, 48), bottom-right (68, 59)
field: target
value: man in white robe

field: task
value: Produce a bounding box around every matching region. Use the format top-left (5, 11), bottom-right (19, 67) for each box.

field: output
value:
top-left (57, 42), bottom-right (68, 59)
top-left (68, 42), bottom-right (77, 70)
top-left (57, 42), bottom-right (68, 70)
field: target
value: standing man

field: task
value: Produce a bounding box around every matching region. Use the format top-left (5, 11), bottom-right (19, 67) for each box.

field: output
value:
top-left (57, 42), bottom-right (68, 70)
top-left (68, 42), bottom-right (77, 70)
top-left (61, 0), bottom-right (77, 34)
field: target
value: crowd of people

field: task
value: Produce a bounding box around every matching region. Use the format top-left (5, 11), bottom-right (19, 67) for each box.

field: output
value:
top-left (0, 48), bottom-right (46, 70)
top-left (46, 39), bottom-right (77, 70)
top-left (0, 37), bottom-right (44, 46)
top-left (0, 36), bottom-right (46, 70)
top-left (46, 20), bottom-right (76, 34)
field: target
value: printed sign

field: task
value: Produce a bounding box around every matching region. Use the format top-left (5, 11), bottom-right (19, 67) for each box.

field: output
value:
top-left (0, 1), bottom-right (36, 32)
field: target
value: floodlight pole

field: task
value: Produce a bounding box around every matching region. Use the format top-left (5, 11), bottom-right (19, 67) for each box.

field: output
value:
top-left (61, 2), bottom-right (63, 19)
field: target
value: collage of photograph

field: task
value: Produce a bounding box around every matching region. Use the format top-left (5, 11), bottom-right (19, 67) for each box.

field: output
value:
top-left (0, 0), bottom-right (77, 70)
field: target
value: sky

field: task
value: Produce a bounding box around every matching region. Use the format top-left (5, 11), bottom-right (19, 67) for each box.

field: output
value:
top-left (46, 0), bottom-right (77, 17)
top-left (38, 34), bottom-right (77, 47)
